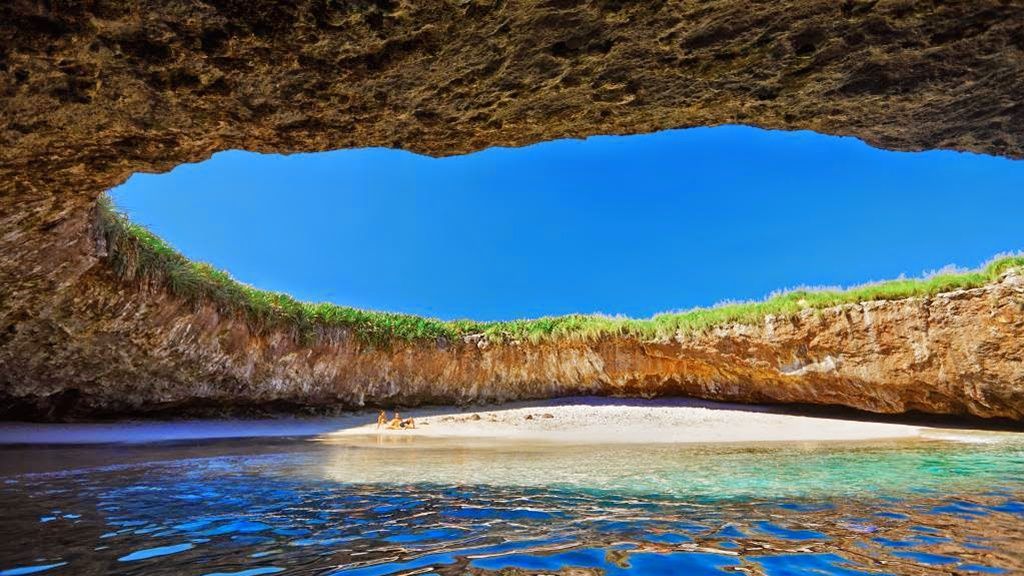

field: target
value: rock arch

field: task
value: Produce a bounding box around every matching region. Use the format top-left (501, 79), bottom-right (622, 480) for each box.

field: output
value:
top-left (1, 0), bottom-right (1022, 419)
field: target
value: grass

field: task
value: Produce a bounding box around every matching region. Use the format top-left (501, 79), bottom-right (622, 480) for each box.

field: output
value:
top-left (96, 197), bottom-right (1024, 347)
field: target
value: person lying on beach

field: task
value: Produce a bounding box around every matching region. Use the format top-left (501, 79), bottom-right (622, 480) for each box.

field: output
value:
top-left (381, 411), bottom-right (417, 430)
top-left (376, 409), bottom-right (387, 429)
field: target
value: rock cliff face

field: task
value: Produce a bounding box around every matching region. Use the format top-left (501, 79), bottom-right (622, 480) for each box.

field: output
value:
top-left (2, 1), bottom-right (1023, 420)
top-left (3, 256), bottom-right (1024, 421)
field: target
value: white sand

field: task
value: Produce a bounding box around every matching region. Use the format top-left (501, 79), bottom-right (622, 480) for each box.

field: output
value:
top-left (323, 397), bottom-right (927, 445)
top-left (3, 397), bottom-right (1006, 446)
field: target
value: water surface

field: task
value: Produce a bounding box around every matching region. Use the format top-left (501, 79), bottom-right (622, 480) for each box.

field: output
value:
top-left (1, 435), bottom-right (1022, 575)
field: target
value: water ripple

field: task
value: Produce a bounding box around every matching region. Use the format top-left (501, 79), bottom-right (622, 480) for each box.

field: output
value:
top-left (0, 438), bottom-right (1022, 575)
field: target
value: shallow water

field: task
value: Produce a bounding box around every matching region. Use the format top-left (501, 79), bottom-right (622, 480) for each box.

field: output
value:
top-left (1, 435), bottom-right (1023, 575)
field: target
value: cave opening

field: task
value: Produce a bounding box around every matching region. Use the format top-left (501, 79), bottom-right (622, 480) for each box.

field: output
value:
top-left (107, 126), bottom-right (1024, 323)
top-left (3, 0), bottom-right (1024, 425)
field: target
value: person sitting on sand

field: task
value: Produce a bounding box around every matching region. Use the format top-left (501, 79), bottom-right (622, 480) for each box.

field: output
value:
top-left (401, 417), bottom-right (416, 429)
top-left (387, 411), bottom-right (404, 429)
top-left (376, 409), bottom-right (387, 429)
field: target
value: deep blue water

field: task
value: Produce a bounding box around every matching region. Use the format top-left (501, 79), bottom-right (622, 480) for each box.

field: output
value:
top-left (1, 437), bottom-right (1023, 575)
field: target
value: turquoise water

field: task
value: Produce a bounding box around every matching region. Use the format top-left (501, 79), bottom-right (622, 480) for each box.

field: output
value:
top-left (1, 436), bottom-right (1023, 575)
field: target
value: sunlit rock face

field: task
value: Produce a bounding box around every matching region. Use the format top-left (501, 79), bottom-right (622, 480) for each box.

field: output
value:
top-left (2, 265), bottom-right (1022, 421)
top-left (1, 1), bottom-right (1023, 420)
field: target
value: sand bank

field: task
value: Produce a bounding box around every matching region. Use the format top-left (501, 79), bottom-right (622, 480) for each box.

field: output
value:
top-left (322, 397), bottom-right (927, 445)
top-left (2, 397), bottom-right (1010, 446)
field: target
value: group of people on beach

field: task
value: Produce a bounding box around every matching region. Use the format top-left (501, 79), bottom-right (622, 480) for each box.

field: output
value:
top-left (376, 409), bottom-right (416, 430)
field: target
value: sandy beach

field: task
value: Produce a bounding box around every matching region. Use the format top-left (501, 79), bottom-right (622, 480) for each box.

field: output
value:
top-left (2, 396), bottom-right (1010, 447)
top-left (323, 397), bottom-right (929, 445)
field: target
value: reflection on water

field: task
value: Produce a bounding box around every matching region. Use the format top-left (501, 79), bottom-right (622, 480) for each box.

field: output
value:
top-left (0, 437), bottom-right (1022, 575)
top-left (312, 436), bottom-right (1024, 499)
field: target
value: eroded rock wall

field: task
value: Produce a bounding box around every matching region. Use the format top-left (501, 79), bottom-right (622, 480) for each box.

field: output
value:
top-left (2, 1), bottom-right (1024, 420)
top-left (3, 249), bottom-right (1023, 420)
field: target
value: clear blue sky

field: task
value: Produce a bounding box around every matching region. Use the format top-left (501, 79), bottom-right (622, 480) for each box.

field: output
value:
top-left (110, 126), bottom-right (1024, 321)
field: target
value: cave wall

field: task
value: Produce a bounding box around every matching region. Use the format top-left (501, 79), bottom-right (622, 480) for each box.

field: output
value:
top-left (3, 262), bottom-right (1024, 421)
top-left (1, 0), bottom-right (1023, 420)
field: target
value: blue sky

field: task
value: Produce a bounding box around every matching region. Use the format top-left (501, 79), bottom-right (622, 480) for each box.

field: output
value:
top-left (110, 126), bottom-right (1024, 321)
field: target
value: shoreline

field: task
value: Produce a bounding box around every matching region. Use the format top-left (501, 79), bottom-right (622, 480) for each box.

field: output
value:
top-left (1, 397), bottom-right (1013, 447)
top-left (322, 397), bottom-right (926, 445)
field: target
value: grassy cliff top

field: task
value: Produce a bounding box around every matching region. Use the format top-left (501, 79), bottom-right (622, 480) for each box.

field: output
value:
top-left (97, 199), bottom-right (1024, 347)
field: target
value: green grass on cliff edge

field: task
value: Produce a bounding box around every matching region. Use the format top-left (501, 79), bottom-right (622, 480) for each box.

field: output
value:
top-left (97, 198), bottom-right (1024, 347)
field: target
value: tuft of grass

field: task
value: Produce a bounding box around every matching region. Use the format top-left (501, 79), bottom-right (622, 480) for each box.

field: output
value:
top-left (95, 197), bottom-right (1024, 347)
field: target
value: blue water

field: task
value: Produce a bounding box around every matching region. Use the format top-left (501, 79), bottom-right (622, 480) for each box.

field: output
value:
top-left (1, 437), bottom-right (1023, 575)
